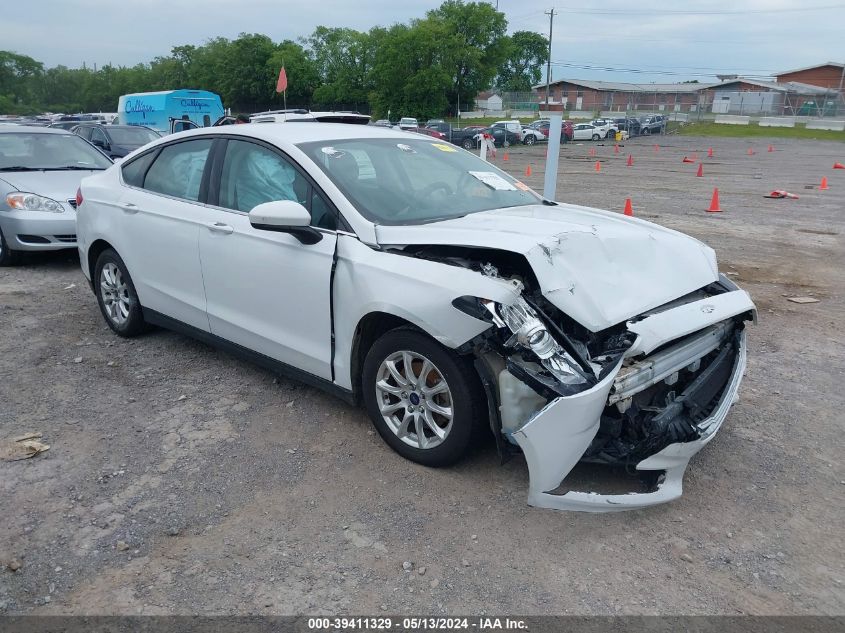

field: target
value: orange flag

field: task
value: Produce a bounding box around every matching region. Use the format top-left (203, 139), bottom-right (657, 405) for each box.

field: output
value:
top-left (276, 67), bottom-right (288, 93)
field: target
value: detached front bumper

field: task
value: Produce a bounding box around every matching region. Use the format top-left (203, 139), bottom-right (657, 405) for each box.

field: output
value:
top-left (512, 329), bottom-right (747, 512)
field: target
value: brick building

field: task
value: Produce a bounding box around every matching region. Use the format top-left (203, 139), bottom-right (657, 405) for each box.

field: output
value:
top-left (532, 79), bottom-right (711, 113)
top-left (774, 62), bottom-right (844, 92)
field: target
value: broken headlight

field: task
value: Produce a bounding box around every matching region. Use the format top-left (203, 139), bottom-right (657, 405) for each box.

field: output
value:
top-left (484, 296), bottom-right (592, 386)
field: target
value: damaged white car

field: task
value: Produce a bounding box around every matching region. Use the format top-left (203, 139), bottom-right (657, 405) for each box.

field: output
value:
top-left (76, 123), bottom-right (755, 511)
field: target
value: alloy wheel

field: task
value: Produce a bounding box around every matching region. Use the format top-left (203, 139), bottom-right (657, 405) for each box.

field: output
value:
top-left (100, 262), bottom-right (130, 325)
top-left (375, 350), bottom-right (454, 450)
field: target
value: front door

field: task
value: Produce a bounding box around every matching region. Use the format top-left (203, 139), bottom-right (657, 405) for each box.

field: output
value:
top-left (198, 138), bottom-right (339, 379)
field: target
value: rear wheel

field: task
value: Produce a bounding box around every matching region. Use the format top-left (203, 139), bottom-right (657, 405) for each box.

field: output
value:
top-left (94, 248), bottom-right (149, 337)
top-left (592, 133), bottom-right (600, 141)
top-left (462, 138), bottom-right (474, 150)
top-left (362, 328), bottom-right (484, 467)
top-left (0, 227), bottom-right (21, 266)
top-left (523, 134), bottom-right (536, 145)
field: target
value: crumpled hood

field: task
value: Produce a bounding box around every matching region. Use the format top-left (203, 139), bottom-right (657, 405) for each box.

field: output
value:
top-left (0, 170), bottom-right (103, 208)
top-left (375, 203), bottom-right (719, 331)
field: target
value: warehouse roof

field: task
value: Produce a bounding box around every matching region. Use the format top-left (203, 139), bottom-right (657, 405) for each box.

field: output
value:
top-left (532, 78), bottom-right (716, 93)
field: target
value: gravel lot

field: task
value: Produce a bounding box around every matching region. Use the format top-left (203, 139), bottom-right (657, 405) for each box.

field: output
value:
top-left (1, 134), bottom-right (843, 616)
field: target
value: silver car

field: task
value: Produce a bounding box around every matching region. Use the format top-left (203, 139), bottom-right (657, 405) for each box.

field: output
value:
top-left (0, 127), bottom-right (112, 265)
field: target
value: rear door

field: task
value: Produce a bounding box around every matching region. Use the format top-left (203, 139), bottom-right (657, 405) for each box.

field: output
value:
top-left (116, 137), bottom-right (214, 331)
top-left (197, 137), bottom-right (340, 379)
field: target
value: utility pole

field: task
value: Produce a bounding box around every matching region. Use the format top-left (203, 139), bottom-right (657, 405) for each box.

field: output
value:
top-left (544, 8), bottom-right (555, 109)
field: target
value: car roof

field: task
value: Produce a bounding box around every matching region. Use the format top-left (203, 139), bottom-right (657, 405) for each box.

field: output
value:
top-left (0, 126), bottom-right (73, 135)
top-left (162, 122), bottom-right (436, 147)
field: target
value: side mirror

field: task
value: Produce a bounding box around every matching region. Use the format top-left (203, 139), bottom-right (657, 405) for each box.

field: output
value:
top-left (249, 200), bottom-right (322, 245)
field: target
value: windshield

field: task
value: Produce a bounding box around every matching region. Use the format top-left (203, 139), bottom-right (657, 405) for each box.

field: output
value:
top-left (0, 132), bottom-right (112, 170)
top-left (107, 127), bottom-right (159, 146)
top-left (299, 138), bottom-right (540, 225)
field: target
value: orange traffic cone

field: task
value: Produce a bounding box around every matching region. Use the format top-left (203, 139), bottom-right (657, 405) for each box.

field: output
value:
top-left (626, 154), bottom-right (634, 167)
top-left (767, 144), bottom-right (774, 153)
top-left (525, 165), bottom-right (532, 177)
top-left (682, 156), bottom-right (695, 163)
top-left (820, 176), bottom-right (828, 190)
top-left (696, 163), bottom-right (704, 177)
top-left (707, 147), bottom-right (714, 158)
top-left (747, 148), bottom-right (755, 156)
top-left (653, 144), bottom-right (659, 152)
top-left (614, 144), bottom-right (620, 154)
top-left (623, 198), bottom-right (634, 217)
top-left (833, 162), bottom-right (845, 169)
top-left (707, 188), bottom-right (722, 212)
top-left (503, 152), bottom-right (509, 161)
top-left (594, 161), bottom-right (601, 173)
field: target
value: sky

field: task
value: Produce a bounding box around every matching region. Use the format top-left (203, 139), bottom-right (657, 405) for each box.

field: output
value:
top-left (7, 0), bottom-right (845, 84)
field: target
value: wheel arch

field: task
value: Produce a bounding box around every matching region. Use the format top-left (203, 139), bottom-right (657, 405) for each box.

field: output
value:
top-left (87, 238), bottom-right (116, 283)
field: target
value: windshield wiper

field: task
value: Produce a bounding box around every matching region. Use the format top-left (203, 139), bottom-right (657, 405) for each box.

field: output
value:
top-left (0, 166), bottom-right (42, 172)
top-left (42, 166), bottom-right (106, 171)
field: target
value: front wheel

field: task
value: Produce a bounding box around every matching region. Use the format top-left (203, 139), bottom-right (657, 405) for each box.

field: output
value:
top-left (362, 328), bottom-right (484, 467)
top-left (94, 248), bottom-right (149, 337)
top-left (523, 134), bottom-right (536, 145)
top-left (592, 134), bottom-right (600, 141)
top-left (462, 138), bottom-right (474, 150)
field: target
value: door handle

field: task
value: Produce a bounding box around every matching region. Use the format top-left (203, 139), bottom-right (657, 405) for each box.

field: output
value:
top-left (206, 222), bottom-right (234, 235)
top-left (119, 202), bottom-right (139, 214)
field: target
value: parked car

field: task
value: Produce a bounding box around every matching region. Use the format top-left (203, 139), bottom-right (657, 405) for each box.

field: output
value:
top-left (72, 124), bottom-right (161, 159)
top-left (397, 117), bottom-right (418, 130)
top-left (572, 122), bottom-right (602, 141)
top-left (412, 127), bottom-right (446, 140)
top-left (525, 120), bottom-right (574, 144)
top-left (425, 121), bottom-right (453, 137)
top-left (611, 117), bottom-right (642, 136)
top-left (638, 115), bottom-right (666, 135)
top-left (76, 123), bottom-right (755, 511)
top-left (491, 120), bottom-right (523, 136)
top-left (589, 119), bottom-right (617, 139)
top-left (50, 121), bottom-right (87, 131)
top-left (477, 126), bottom-right (520, 148)
top-left (447, 126), bottom-right (491, 150)
top-left (372, 119), bottom-right (392, 128)
top-left (0, 127), bottom-right (112, 265)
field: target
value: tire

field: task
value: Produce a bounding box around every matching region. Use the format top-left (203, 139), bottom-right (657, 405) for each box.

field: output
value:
top-left (523, 134), bottom-right (536, 145)
top-left (643, 128), bottom-right (651, 135)
top-left (94, 248), bottom-right (149, 337)
top-left (591, 134), bottom-right (600, 141)
top-left (462, 138), bottom-right (474, 150)
top-left (362, 328), bottom-right (485, 467)
top-left (0, 226), bottom-right (21, 266)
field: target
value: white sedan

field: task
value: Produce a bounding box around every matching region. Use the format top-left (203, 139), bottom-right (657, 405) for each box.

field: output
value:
top-left (572, 123), bottom-right (603, 141)
top-left (76, 123), bottom-right (755, 511)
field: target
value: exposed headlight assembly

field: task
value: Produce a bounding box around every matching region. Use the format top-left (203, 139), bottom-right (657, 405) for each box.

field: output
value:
top-left (486, 296), bottom-right (592, 386)
top-left (5, 193), bottom-right (65, 213)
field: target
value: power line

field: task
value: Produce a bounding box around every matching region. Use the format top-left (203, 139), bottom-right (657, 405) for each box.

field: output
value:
top-left (552, 4), bottom-right (845, 15)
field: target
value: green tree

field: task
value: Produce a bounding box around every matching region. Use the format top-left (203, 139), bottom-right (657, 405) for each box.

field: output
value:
top-left (497, 31), bottom-right (548, 92)
top-left (306, 26), bottom-right (379, 108)
top-left (266, 40), bottom-right (320, 108)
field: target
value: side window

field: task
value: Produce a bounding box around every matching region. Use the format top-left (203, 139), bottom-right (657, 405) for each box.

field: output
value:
top-left (76, 126), bottom-right (93, 141)
top-left (90, 127), bottom-right (108, 147)
top-left (310, 189), bottom-right (337, 231)
top-left (121, 150), bottom-right (158, 188)
top-left (218, 140), bottom-right (308, 213)
top-left (143, 138), bottom-right (213, 201)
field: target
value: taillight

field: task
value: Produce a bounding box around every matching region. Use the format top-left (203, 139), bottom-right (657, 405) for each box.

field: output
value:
top-left (75, 188), bottom-right (83, 208)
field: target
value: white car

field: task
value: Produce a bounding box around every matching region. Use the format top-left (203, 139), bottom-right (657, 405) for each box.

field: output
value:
top-left (76, 124), bottom-right (755, 512)
top-left (572, 123), bottom-right (603, 141)
top-left (397, 117), bottom-right (418, 130)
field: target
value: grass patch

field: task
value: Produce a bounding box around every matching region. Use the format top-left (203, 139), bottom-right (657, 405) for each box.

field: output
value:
top-left (672, 121), bottom-right (845, 141)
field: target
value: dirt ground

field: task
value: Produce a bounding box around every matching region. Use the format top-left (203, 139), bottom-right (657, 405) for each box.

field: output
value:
top-left (1, 134), bottom-right (843, 616)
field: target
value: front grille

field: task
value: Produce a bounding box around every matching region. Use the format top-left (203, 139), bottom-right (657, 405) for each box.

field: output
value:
top-left (67, 198), bottom-right (77, 209)
top-left (54, 234), bottom-right (77, 243)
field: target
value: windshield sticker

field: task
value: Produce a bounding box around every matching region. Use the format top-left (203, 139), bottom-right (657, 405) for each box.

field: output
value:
top-left (430, 143), bottom-right (457, 153)
top-left (396, 144), bottom-right (416, 154)
top-left (514, 181), bottom-right (531, 191)
top-left (321, 146), bottom-right (347, 159)
top-left (468, 171), bottom-right (518, 191)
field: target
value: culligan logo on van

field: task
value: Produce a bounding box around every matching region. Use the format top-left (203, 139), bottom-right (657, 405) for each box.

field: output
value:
top-left (124, 99), bottom-right (155, 114)
top-left (180, 98), bottom-right (210, 111)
